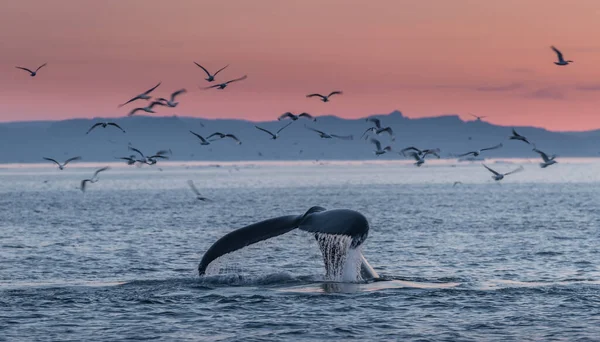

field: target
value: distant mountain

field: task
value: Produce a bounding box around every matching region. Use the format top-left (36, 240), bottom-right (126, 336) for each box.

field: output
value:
top-left (0, 111), bottom-right (598, 163)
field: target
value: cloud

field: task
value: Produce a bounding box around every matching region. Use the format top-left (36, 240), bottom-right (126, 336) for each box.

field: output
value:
top-left (525, 87), bottom-right (566, 100)
top-left (475, 82), bottom-right (524, 92)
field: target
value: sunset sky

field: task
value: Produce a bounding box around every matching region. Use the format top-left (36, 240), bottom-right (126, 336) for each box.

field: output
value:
top-left (1, 0), bottom-right (600, 130)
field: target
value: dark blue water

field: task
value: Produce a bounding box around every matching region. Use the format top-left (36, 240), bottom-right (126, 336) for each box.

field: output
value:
top-left (1, 162), bottom-right (600, 341)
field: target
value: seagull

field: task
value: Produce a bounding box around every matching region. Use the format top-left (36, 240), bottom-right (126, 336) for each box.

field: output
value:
top-left (483, 164), bottom-right (524, 181)
top-left (43, 156), bottom-right (81, 170)
top-left (532, 148), bottom-right (557, 168)
top-left (551, 46), bottom-right (573, 66)
top-left (509, 128), bottom-right (530, 144)
top-left (370, 138), bottom-right (392, 156)
top-left (86, 122), bottom-right (126, 134)
top-left (128, 146), bottom-right (146, 160)
top-left (15, 63), bottom-right (47, 77)
top-left (365, 118), bottom-right (382, 128)
top-left (118, 82), bottom-right (161, 107)
top-left (362, 126), bottom-right (395, 140)
top-left (453, 181), bottom-right (463, 187)
top-left (190, 131), bottom-right (211, 145)
top-left (255, 121), bottom-right (293, 140)
top-left (127, 101), bottom-right (167, 116)
top-left (80, 166), bottom-right (110, 192)
top-left (278, 112), bottom-right (316, 122)
top-left (305, 126), bottom-right (353, 140)
top-left (401, 147), bottom-right (441, 158)
top-left (187, 180), bottom-right (211, 201)
top-left (116, 156), bottom-right (137, 165)
top-left (457, 143), bottom-right (503, 157)
top-left (203, 75), bottom-right (247, 90)
top-left (156, 89), bottom-right (187, 107)
top-left (194, 62), bottom-right (229, 82)
top-left (405, 151), bottom-right (426, 166)
top-left (306, 91), bottom-right (343, 102)
top-left (207, 132), bottom-right (242, 144)
top-left (469, 113), bottom-right (487, 121)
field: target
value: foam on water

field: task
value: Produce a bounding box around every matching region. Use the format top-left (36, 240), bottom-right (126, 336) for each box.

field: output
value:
top-left (314, 233), bottom-right (363, 282)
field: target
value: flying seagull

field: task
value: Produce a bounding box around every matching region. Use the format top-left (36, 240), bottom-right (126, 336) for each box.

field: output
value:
top-left (453, 181), bottom-right (463, 187)
top-left (15, 63), bottom-right (47, 77)
top-left (116, 156), bottom-right (137, 165)
top-left (306, 91), bottom-right (343, 102)
top-left (469, 113), bottom-right (487, 121)
top-left (86, 122), bottom-right (126, 134)
top-left (483, 164), bottom-right (524, 181)
top-left (551, 46), bottom-right (573, 66)
top-left (405, 151), bottom-right (426, 167)
top-left (43, 156), bottom-right (81, 170)
top-left (457, 143), bottom-right (503, 157)
top-left (156, 89), bottom-right (187, 107)
top-left (365, 118), bottom-right (382, 128)
top-left (207, 132), bottom-right (242, 144)
top-left (203, 75), bottom-right (247, 90)
top-left (362, 126), bottom-right (395, 140)
top-left (255, 121), bottom-right (293, 140)
top-left (194, 62), bottom-right (229, 82)
top-left (305, 126), bottom-right (353, 140)
top-left (532, 147), bottom-right (557, 168)
top-left (509, 128), bottom-right (530, 144)
top-left (127, 101), bottom-right (167, 116)
top-left (401, 147), bottom-right (441, 158)
top-left (370, 138), bottom-right (392, 156)
top-left (118, 82), bottom-right (161, 107)
top-left (80, 166), bottom-right (110, 192)
top-left (278, 112), bottom-right (316, 122)
top-left (187, 180), bottom-right (211, 201)
top-left (189, 131), bottom-right (211, 145)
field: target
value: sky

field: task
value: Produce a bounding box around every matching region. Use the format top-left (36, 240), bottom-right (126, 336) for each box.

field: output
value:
top-left (1, 0), bottom-right (600, 131)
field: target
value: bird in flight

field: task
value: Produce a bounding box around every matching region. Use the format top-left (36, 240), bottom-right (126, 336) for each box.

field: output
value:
top-left (370, 138), bottom-right (392, 156)
top-left (43, 156), bottom-right (81, 170)
top-left (551, 46), bottom-right (573, 66)
top-left (469, 113), bottom-right (487, 121)
top-left (127, 101), bottom-right (167, 116)
top-left (405, 151), bottom-right (427, 167)
top-left (187, 180), bottom-right (211, 201)
top-left (156, 89), bottom-right (187, 107)
top-left (483, 164), bottom-right (524, 181)
top-left (401, 147), bottom-right (441, 159)
top-left (278, 112), bottom-right (316, 122)
top-left (306, 91), bottom-right (343, 102)
top-left (189, 131), bottom-right (211, 145)
top-left (116, 156), bottom-right (137, 165)
top-left (453, 181), bottom-right (463, 187)
top-left (457, 143), bottom-right (503, 157)
top-left (255, 121), bottom-right (293, 140)
top-left (362, 126), bottom-right (395, 140)
top-left (365, 118), bottom-right (382, 128)
top-left (509, 128), bottom-right (530, 145)
top-left (532, 147), bottom-right (557, 168)
top-left (15, 63), bottom-right (47, 77)
top-left (203, 75), bottom-right (247, 90)
top-left (194, 62), bottom-right (229, 82)
top-left (118, 82), bottom-right (161, 107)
top-left (80, 166), bottom-right (110, 192)
top-left (207, 132), bottom-right (242, 144)
top-left (86, 122), bottom-right (126, 134)
top-left (305, 126), bottom-right (353, 140)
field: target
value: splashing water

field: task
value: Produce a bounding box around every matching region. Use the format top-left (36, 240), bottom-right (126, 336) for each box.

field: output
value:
top-left (315, 233), bottom-right (363, 282)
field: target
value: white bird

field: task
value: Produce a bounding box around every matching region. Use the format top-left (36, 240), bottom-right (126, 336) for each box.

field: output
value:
top-left (255, 121), bottom-right (293, 140)
top-left (187, 180), bottom-right (211, 201)
top-left (156, 89), bottom-right (187, 107)
top-left (118, 82), bottom-right (161, 107)
top-left (278, 112), bottom-right (316, 121)
top-left (305, 126), bottom-right (353, 140)
top-left (15, 63), bottom-right (47, 77)
top-left (509, 128), bottom-right (530, 144)
top-left (207, 132), bottom-right (242, 144)
top-left (370, 138), bottom-right (392, 156)
top-left (533, 148), bottom-right (557, 168)
top-left (203, 75), bottom-right (247, 90)
top-left (551, 46), bottom-right (573, 66)
top-left (86, 122), bottom-right (126, 134)
top-left (194, 62), bottom-right (229, 82)
top-left (190, 131), bottom-right (211, 145)
top-left (306, 91), bottom-right (343, 102)
top-left (458, 143), bottom-right (503, 157)
top-left (483, 164), bottom-right (524, 181)
top-left (80, 166), bottom-right (110, 192)
top-left (127, 101), bottom-right (167, 116)
top-left (43, 156), bottom-right (81, 170)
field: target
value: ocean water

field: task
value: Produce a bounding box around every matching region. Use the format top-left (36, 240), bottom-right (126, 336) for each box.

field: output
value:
top-left (1, 160), bottom-right (600, 341)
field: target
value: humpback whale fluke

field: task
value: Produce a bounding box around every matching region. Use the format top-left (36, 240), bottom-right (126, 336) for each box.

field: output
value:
top-left (198, 207), bottom-right (379, 281)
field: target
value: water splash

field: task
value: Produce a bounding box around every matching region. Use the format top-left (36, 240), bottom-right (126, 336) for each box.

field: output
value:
top-left (315, 233), bottom-right (363, 282)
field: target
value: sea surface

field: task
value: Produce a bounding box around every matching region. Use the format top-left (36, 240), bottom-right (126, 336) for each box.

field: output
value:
top-left (1, 160), bottom-right (600, 341)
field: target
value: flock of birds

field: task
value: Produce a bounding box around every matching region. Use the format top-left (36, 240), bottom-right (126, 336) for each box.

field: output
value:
top-left (22, 46), bottom-right (572, 194)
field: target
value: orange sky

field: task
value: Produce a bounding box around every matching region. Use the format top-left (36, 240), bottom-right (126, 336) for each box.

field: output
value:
top-left (1, 0), bottom-right (599, 131)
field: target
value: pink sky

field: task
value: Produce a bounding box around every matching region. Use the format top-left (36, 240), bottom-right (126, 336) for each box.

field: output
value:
top-left (1, 0), bottom-right (600, 131)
